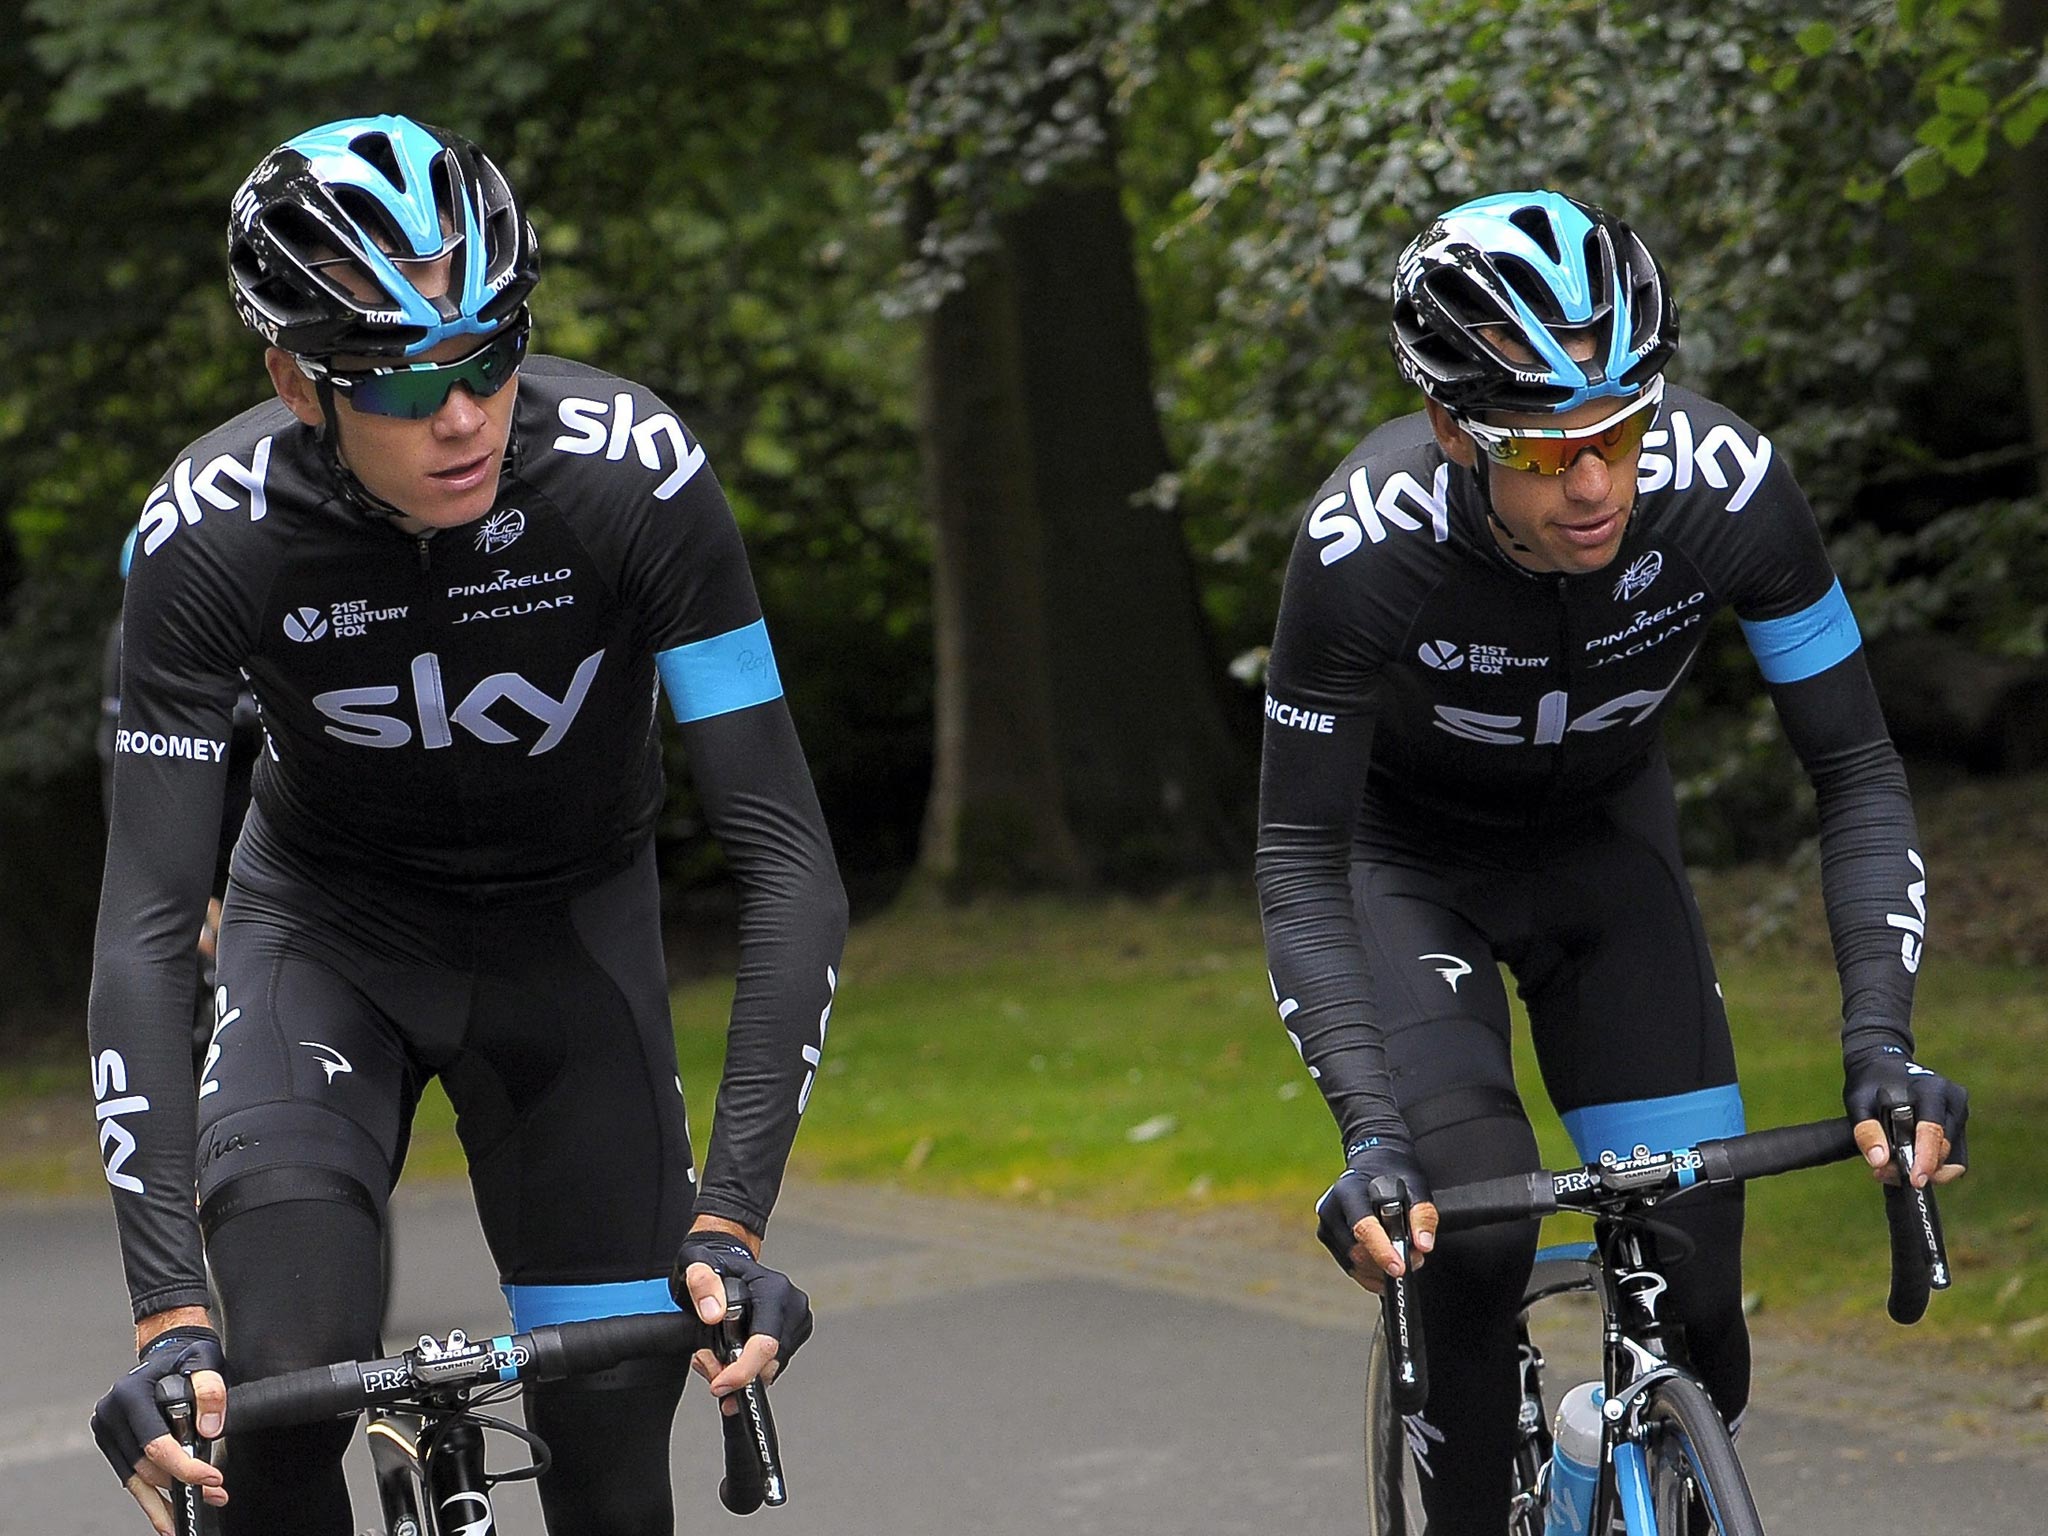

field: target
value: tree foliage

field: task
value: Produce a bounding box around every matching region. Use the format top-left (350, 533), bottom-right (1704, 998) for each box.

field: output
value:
top-left (1, 0), bottom-right (2043, 933)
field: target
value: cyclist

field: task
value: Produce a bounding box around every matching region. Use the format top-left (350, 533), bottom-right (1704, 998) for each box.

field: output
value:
top-left (87, 115), bottom-right (847, 1536)
top-left (1255, 191), bottom-right (1968, 1531)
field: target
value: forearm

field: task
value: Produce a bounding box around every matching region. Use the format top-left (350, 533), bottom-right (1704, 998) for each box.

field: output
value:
top-left (1257, 829), bottom-right (1406, 1154)
top-left (1771, 660), bottom-right (1924, 1051)
top-left (682, 705), bottom-right (850, 1232)
top-left (1810, 735), bottom-right (1923, 1049)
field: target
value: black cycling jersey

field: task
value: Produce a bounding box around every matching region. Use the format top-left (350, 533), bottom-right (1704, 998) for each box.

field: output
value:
top-left (1256, 385), bottom-right (1925, 1164)
top-left (90, 355), bottom-right (847, 1321)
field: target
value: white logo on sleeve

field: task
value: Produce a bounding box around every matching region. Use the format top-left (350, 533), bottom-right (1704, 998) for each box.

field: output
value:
top-left (1420, 953), bottom-right (1472, 991)
top-left (1418, 640), bottom-right (1464, 671)
top-left (553, 394), bottom-right (706, 500)
top-left (92, 1049), bottom-right (149, 1194)
top-left (1886, 849), bottom-right (1927, 974)
top-left (299, 1042), bottom-right (355, 1083)
top-left (1635, 411), bottom-right (1773, 513)
top-left (1308, 463), bottom-right (1451, 564)
top-left (797, 966), bottom-right (837, 1114)
top-left (136, 436), bottom-right (275, 558)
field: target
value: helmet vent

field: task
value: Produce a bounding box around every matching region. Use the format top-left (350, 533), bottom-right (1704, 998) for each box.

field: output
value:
top-left (1508, 206), bottom-right (1561, 261)
top-left (350, 131), bottom-right (407, 192)
top-left (1496, 259), bottom-right (1557, 321)
top-left (331, 185), bottom-right (409, 261)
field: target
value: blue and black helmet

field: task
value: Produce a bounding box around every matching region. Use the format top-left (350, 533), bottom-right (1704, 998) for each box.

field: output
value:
top-left (228, 115), bottom-right (538, 360)
top-left (1389, 191), bottom-right (1676, 415)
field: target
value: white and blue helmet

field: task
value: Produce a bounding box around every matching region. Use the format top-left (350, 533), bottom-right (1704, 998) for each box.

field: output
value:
top-left (228, 114), bottom-right (538, 360)
top-left (1389, 191), bottom-right (1676, 415)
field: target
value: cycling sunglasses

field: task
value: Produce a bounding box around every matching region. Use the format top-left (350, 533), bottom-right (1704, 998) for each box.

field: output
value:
top-left (1458, 375), bottom-right (1664, 476)
top-left (303, 322), bottom-right (529, 420)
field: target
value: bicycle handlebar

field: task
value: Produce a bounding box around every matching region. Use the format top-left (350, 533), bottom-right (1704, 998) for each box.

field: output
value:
top-left (219, 1281), bottom-right (786, 1516)
top-left (1376, 1111), bottom-right (1950, 1415)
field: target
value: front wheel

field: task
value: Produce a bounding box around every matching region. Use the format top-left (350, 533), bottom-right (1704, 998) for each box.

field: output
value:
top-left (1362, 1317), bottom-right (1427, 1534)
top-left (1639, 1376), bottom-right (1765, 1536)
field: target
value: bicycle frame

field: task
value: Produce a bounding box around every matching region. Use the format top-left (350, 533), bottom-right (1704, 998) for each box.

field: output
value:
top-left (1517, 1222), bottom-right (1731, 1535)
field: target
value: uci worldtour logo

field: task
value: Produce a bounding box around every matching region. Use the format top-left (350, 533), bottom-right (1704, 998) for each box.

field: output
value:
top-left (475, 509), bottom-right (526, 553)
top-left (1613, 550), bottom-right (1663, 602)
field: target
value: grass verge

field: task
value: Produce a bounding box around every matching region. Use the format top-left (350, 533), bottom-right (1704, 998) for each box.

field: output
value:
top-left (10, 782), bottom-right (2043, 1370)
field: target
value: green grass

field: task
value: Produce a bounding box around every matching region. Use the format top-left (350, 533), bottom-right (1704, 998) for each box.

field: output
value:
top-left (680, 893), bottom-right (2048, 1367)
top-left (12, 891), bottom-right (2043, 1367)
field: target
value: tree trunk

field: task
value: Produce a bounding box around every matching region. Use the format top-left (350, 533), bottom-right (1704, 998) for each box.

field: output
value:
top-left (1003, 171), bottom-right (1255, 883)
top-left (915, 246), bottom-right (1085, 891)
top-left (2006, 0), bottom-right (2048, 489)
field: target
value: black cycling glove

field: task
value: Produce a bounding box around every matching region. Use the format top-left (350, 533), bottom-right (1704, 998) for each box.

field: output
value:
top-left (1842, 1034), bottom-right (1969, 1170)
top-left (90, 1325), bottom-right (225, 1483)
top-left (670, 1233), bottom-right (814, 1365)
top-left (1316, 1139), bottom-right (1432, 1275)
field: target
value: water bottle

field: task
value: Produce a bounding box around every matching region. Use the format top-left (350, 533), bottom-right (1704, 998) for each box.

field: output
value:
top-left (1541, 1380), bottom-right (1604, 1536)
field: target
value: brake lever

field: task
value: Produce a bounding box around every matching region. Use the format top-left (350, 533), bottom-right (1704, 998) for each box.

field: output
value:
top-left (153, 1375), bottom-right (214, 1536)
top-left (1886, 1101), bottom-right (1951, 1290)
top-left (714, 1275), bottom-right (787, 1513)
top-left (1369, 1176), bottom-right (1429, 1415)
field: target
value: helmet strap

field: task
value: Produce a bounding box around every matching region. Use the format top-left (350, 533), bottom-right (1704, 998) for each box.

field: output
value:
top-left (1473, 455), bottom-right (1534, 557)
top-left (311, 376), bottom-right (411, 521)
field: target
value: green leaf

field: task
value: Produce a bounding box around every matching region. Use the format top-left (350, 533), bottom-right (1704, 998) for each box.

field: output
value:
top-left (1944, 124), bottom-right (1990, 178)
top-left (1899, 145), bottom-right (1950, 199)
top-left (1794, 21), bottom-right (1835, 58)
top-left (2003, 90), bottom-right (2048, 148)
top-left (1935, 83), bottom-right (1992, 120)
top-left (1916, 113), bottom-right (1961, 148)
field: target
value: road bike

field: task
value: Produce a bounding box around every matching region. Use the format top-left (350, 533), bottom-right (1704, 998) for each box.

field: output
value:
top-left (1362, 1100), bottom-right (1950, 1535)
top-left (157, 1277), bottom-right (785, 1535)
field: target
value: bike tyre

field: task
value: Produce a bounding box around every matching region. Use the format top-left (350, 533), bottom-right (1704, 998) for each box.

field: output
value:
top-left (1641, 1375), bottom-right (1765, 1536)
top-left (1362, 1315), bottom-right (1428, 1535)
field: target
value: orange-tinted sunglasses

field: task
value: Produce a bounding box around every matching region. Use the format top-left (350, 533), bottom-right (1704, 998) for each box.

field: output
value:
top-left (1459, 376), bottom-right (1664, 476)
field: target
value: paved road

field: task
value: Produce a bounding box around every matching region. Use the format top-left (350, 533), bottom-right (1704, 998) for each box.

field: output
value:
top-left (7, 1183), bottom-right (2045, 1533)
